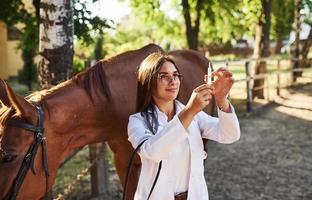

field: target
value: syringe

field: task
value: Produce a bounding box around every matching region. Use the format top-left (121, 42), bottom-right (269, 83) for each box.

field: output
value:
top-left (207, 62), bottom-right (212, 85)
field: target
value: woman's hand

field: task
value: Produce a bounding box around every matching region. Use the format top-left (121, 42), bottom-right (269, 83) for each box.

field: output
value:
top-left (185, 84), bottom-right (215, 116)
top-left (211, 67), bottom-right (234, 99)
top-left (179, 84), bottom-right (214, 129)
top-left (205, 67), bottom-right (234, 112)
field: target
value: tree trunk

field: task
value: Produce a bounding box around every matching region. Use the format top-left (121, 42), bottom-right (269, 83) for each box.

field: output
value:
top-left (301, 24), bottom-right (312, 67)
top-left (293, 0), bottom-right (301, 81)
top-left (263, 0), bottom-right (272, 57)
top-left (181, 0), bottom-right (203, 50)
top-left (253, 21), bottom-right (264, 59)
top-left (21, 48), bottom-right (36, 91)
top-left (274, 36), bottom-right (283, 54)
top-left (252, 0), bottom-right (271, 99)
top-left (89, 143), bottom-right (109, 199)
top-left (38, 0), bottom-right (74, 89)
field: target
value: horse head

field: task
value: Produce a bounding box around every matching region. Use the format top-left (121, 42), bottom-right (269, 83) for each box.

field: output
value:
top-left (0, 76), bottom-right (118, 199)
top-left (0, 79), bottom-right (47, 199)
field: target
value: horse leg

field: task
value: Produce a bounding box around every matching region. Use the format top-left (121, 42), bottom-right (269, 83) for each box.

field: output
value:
top-left (107, 139), bottom-right (141, 200)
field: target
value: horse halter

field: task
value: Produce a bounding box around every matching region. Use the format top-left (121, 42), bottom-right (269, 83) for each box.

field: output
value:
top-left (4, 105), bottom-right (50, 200)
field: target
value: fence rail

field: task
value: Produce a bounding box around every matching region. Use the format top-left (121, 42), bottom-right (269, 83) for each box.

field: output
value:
top-left (212, 58), bottom-right (312, 112)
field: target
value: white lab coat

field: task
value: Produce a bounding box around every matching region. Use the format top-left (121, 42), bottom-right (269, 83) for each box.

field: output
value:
top-left (127, 100), bottom-right (240, 200)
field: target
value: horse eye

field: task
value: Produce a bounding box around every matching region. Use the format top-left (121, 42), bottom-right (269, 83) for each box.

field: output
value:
top-left (1, 154), bottom-right (18, 163)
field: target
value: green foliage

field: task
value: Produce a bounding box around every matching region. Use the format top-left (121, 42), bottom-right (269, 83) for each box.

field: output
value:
top-left (200, 0), bottom-right (246, 44)
top-left (271, 0), bottom-right (294, 40)
top-left (102, 1), bottom-right (187, 56)
top-left (1, 0), bottom-right (112, 60)
top-left (93, 36), bottom-right (106, 60)
top-left (129, 0), bottom-right (186, 49)
top-left (303, 0), bottom-right (312, 25)
top-left (131, 0), bottom-right (162, 19)
top-left (74, 0), bottom-right (113, 45)
top-left (3, 0), bottom-right (305, 66)
top-left (0, 0), bottom-right (26, 26)
top-left (0, 0), bottom-right (39, 89)
top-left (126, 0), bottom-right (262, 48)
top-left (242, 0), bottom-right (263, 25)
top-left (17, 48), bottom-right (37, 88)
top-left (0, 0), bottom-right (39, 51)
top-left (6, 80), bottom-right (29, 96)
top-left (73, 56), bottom-right (86, 74)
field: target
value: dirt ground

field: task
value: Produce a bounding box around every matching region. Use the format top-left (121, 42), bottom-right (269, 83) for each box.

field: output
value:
top-left (205, 83), bottom-right (312, 200)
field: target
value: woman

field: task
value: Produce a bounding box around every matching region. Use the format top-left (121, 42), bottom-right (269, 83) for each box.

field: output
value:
top-left (127, 52), bottom-right (240, 200)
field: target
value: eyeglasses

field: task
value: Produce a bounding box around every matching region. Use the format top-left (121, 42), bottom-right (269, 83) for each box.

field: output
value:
top-left (158, 73), bottom-right (183, 84)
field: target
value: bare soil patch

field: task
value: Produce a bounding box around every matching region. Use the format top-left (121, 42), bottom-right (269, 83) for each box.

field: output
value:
top-left (205, 83), bottom-right (312, 200)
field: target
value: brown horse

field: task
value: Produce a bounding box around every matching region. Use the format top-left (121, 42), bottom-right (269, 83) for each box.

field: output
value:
top-left (0, 44), bottom-right (214, 200)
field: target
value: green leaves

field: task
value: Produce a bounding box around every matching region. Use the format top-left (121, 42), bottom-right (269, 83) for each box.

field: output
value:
top-left (271, 0), bottom-right (294, 40)
top-left (122, 0), bottom-right (264, 47)
top-left (303, 0), bottom-right (312, 25)
top-left (200, 0), bottom-right (246, 44)
top-left (73, 0), bottom-right (113, 45)
top-left (0, 0), bottom-right (26, 26)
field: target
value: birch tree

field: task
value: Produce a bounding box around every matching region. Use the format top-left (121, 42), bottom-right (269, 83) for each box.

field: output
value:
top-left (38, 0), bottom-right (74, 89)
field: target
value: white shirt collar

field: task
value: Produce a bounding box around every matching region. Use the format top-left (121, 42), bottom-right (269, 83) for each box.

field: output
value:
top-left (146, 100), bottom-right (185, 124)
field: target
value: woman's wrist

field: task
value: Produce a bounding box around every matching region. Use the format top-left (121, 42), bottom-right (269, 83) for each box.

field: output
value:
top-left (183, 105), bottom-right (197, 118)
top-left (215, 97), bottom-right (231, 113)
top-left (178, 107), bottom-right (196, 129)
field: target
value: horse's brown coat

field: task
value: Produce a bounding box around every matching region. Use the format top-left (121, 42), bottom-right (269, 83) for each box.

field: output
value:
top-left (0, 44), bottom-right (213, 200)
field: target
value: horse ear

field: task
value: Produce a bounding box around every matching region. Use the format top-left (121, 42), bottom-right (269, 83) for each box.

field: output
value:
top-left (2, 80), bottom-right (35, 120)
top-left (0, 79), bottom-right (12, 107)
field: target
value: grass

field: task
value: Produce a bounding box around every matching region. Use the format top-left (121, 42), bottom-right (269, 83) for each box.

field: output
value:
top-left (52, 145), bottom-right (116, 200)
top-left (53, 146), bottom-right (91, 200)
top-left (7, 80), bottom-right (29, 96)
top-left (6, 80), bottom-right (38, 97)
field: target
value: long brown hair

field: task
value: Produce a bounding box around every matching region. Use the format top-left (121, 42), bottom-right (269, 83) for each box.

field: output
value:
top-left (136, 52), bottom-right (180, 134)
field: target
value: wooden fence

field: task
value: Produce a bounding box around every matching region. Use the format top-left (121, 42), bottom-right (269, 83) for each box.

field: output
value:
top-left (212, 58), bottom-right (312, 113)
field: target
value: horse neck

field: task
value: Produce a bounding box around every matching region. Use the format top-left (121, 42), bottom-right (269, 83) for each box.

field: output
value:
top-left (41, 81), bottom-right (111, 150)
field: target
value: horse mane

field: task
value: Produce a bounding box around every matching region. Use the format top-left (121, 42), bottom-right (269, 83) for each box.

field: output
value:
top-left (71, 43), bottom-right (162, 103)
top-left (71, 61), bottom-right (110, 103)
top-left (0, 107), bottom-right (12, 125)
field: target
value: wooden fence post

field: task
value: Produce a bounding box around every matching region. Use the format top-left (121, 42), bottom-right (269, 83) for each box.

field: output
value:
top-left (225, 59), bottom-right (231, 100)
top-left (276, 59), bottom-right (281, 96)
top-left (89, 143), bottom-right (109, 199)
top-left (266, 75), bottom-right (270, 101)
top-left (245, 61), bottom-right (253, 112)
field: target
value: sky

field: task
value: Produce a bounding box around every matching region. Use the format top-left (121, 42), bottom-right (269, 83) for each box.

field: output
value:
top-left (88, 0), bottom-right (179, 23)
top-left (88, 0), bottom-right (131, 23)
